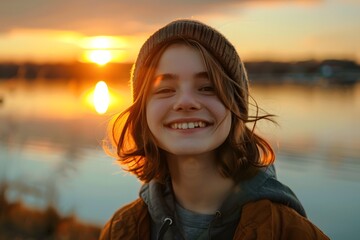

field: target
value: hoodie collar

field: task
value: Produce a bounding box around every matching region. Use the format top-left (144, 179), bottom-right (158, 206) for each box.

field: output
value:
top-left (139, 164), bottom-right (306, 239)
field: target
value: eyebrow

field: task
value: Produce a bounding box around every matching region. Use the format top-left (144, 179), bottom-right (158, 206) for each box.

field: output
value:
top-left (154, 73), bottom-right (177, 81)
top-left (195, 71), bottom-right (209, 79)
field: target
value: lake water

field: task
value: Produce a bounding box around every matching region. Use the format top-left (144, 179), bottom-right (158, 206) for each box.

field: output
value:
top-left (0, 78), bottom-right (359, 239)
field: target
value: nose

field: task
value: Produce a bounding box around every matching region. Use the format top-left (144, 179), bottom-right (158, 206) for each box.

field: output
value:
top-left (173, 89), bottom-right (201, 111)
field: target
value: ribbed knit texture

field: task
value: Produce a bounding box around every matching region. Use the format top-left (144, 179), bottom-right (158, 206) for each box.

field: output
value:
top-left (131, 19), bottom-right (248, 102)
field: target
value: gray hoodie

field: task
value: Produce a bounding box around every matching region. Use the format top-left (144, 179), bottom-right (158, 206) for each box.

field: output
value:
top-left (139, 165), bottom-right (306, 240)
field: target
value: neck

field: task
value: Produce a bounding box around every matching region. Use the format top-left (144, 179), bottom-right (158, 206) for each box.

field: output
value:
top-left (167, 153), bottom-right (235, 214)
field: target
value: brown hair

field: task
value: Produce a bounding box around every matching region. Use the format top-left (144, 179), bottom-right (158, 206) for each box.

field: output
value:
top-left (107, 38), bottom-right (275, 183)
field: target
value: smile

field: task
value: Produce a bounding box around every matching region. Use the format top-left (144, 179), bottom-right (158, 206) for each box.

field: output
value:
top-left (169, 121), bottom-right (208, 130)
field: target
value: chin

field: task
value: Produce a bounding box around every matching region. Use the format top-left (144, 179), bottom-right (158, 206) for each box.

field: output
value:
top-left (162, 146), bottom-right (216, 157)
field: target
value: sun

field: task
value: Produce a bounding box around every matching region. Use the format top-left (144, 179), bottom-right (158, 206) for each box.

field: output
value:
top-left (80, 36), bottom-right (127, 65)
top-left (89, 50), bottom-right (112, 65)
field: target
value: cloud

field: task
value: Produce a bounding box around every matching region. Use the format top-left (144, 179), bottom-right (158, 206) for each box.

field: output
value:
top-left (0, 0), bottom-right (321, 35)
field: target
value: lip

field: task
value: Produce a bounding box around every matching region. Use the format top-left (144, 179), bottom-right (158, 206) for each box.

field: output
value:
top-left (164, 118), bottom-right (213, 130)
top-left (165, 118), bottom-right (211, 125)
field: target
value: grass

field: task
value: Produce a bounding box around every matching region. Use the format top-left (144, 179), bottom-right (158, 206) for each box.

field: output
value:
top-left (0, 183), bottom-right (101, 240)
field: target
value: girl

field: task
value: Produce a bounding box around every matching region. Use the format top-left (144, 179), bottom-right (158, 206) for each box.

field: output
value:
top-left (100, 19), bottom-right (329, 240)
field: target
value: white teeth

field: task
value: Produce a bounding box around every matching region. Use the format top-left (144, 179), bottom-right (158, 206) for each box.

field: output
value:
top-left (170, 121), bottom-right (207, 129)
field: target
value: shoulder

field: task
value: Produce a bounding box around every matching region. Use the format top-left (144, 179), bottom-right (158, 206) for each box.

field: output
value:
top-left (235, 199), bottom-right (329, 240)
top-left (99, 198), bottom-right (150, 240)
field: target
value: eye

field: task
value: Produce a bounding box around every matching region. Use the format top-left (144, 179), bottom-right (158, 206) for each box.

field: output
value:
top-left (153, 88), bottom-right (175, 97)
top-left (199, 85), bottom-right (215, 93)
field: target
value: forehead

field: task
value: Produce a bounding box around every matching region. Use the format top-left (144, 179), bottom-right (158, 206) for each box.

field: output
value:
top-left (155, 43), bottom-right (206, 75)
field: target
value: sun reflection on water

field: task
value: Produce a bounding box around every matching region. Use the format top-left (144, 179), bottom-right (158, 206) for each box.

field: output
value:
top-left (93, 81), bottom-right (110, 114)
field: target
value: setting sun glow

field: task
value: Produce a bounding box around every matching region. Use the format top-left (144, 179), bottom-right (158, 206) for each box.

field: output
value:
top-left (80, 36), bottom-right (127, 65)
top-left (93, 81), bottom-right (110, 114)
top-left (89, 50), bottom-right (112, 65)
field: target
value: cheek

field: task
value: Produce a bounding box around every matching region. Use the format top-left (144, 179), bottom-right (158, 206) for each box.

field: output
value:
top-left (222, 111), bottom-right (232, 134)
top-left (215, 104), bottom-right (232, 136)
top-left (145, 101), bottom-right (167, 149)
top-left (210, 99), bottom-right (230, 122)
top-left (146, 100), bottom-right (162, 133)
top-left (146, 103), bottom-right (155, 131)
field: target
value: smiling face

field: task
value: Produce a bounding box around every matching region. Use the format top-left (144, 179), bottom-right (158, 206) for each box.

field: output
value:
top-left (146, 43), bottom-right (231, 158)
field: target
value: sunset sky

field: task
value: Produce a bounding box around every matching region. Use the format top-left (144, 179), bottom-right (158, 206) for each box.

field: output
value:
top-left (0, 0), bottom-right (359, 64)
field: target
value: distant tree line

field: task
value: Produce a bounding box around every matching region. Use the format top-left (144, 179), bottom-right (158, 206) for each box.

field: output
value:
top-left (0, 60), bottom-right (359, 84)
top-left (0, 62), bottom-right (133, 81)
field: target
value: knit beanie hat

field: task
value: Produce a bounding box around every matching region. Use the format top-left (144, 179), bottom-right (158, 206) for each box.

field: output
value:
top-left (131, 19), bottom-right (249, 105)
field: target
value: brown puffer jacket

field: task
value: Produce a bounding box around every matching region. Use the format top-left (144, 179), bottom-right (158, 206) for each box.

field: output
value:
top-left (99, 198), bottom-right (329, 240)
